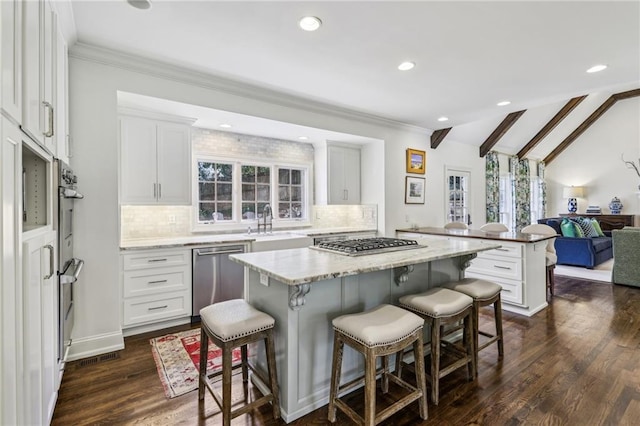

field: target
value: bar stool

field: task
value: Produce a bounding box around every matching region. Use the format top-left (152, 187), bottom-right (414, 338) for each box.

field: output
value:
top-left (328, 304), bottom-right (428, 425)
top-left (442, 278), bottom-right (504, 375)
top-left (198, 299), bottom-right (280, 426)
top-left (399, 287), bottom-right (476, 405)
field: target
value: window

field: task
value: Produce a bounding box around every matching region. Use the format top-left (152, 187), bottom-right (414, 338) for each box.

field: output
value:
top-left (241, 165), bottom-right (270, 220)
top-left (277, 167), bottom-right (305, 219)
top-left (530, 175), bottom-right (544, 224)
top-left (499, 174), bottom-right (514, 231)
top-left (195, 158), bottom-right (309, 226)
top-left (445, 167), bottom-right (471, 224)
top-left (197, 161), bottom-right (233, 222)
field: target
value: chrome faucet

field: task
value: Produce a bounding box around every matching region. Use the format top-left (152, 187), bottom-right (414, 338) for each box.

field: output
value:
top-left (258, 203), bottom-right (272, 234)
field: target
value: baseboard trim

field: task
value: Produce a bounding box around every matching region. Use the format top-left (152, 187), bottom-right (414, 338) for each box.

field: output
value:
top-left (67, 330), bottom-right (125, 361)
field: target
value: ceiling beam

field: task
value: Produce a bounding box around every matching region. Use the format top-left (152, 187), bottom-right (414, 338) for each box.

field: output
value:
top-left (430, 127), bottom-right (452, 149)
top-left (516, 95), bottom-right (587, 159)
top-left (479, 110), bottom-right (526, 157)
top-left (544, 88), bottom-right (640, 164)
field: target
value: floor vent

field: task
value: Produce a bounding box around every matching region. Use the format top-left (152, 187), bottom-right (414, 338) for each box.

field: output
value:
top-left (77, 352), bottom-right (120, 368)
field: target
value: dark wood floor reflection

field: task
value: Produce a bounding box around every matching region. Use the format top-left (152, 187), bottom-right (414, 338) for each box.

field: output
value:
top-left (52, 276), bottom-right (640, 425)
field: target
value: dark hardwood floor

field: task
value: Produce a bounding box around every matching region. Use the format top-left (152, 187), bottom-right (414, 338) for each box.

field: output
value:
top-left (52, 276), bottom-right (640, 425)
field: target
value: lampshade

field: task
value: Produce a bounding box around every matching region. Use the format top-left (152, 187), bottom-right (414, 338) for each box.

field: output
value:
top-left (563, 186), bottom-right (584, 198)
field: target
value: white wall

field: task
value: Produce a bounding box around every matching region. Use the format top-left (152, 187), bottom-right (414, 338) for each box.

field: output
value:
top-left (545, 98), bottom-right (640, 217)
top-left (68, 46), bottom-right (487, 357)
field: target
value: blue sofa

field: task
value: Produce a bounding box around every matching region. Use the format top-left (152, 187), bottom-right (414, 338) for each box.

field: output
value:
top-left (537, 218), bottom-right (613, 269)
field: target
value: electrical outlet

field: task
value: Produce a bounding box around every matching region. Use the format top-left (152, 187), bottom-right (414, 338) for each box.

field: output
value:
top-left (260, 273), bottom-right (269, 286)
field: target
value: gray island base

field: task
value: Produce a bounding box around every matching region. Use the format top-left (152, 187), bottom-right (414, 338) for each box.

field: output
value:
top-left (230, 238), bottom-right (499, 423)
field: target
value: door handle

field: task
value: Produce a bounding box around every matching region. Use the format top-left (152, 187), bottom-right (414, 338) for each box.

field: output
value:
top-left (44, 244), bottom-right (54, 280)
top-left (153, 183), bottom-right (157, 199)
top-left (43, 101), bottom-right (54, 138)
top-left (158, 183), bottom-right (161, 199)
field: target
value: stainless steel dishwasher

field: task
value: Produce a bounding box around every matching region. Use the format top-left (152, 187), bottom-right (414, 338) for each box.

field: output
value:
top-left (192, 245), bottom-right (245, 321)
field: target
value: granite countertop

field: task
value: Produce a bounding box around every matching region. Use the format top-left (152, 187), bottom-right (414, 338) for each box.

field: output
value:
top-left (229, 238), bottom-right (498, 286)
top-left (397, 227), bottom-right (554, 243)
top-left (120, 227), bottom-right (378, 250)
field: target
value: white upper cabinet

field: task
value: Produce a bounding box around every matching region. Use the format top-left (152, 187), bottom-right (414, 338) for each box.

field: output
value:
top-left (120, 115), bottom-right (192, 205)
top-left (0, 0), bottom-right (22, 123)
top-left (22, 0), bottom-right (56, 153)
top-left (54, 19), bottom-right (68, 163)
top-left (328, 144), bottom-right (361, 204)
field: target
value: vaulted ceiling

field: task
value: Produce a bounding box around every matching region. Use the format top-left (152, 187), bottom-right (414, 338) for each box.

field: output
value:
top-left (62, 1), bottom-right (640, 160)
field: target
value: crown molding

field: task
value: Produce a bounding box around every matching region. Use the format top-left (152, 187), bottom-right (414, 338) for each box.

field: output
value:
top-left (69, 42), bottom-right (429, 135)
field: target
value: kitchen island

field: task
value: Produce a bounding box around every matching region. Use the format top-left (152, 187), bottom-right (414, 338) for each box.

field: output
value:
top-left (397, 227), bottom-right (555, 317)
top-left (230, 238), bottom-right (498, 422)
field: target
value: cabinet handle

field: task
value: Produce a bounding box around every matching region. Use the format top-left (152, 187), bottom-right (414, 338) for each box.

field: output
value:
top-left (343, 189), bottom-right (347, 200)
top-left (493, 265), bottom-right (512, 270)
top-left (494, 248), bottom-right (510, 252)
top-left (43, 101), bottom-right (54, 138)
top-left (153, 183), bottom-right (157, 198)
top-left (44, 244), bottom-right (54, 280)
top-left (148, 305), bottom-right (168, 311)
top-left (148, 258), bottom-right (167, 263)
top-left (158, 183), bottom-right (162, 199)
top-left (148, 280), bottom-right (168, 284)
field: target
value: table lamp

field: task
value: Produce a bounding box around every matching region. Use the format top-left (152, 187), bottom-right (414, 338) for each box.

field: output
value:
top-left (563, 186), bottom-right (584, 213)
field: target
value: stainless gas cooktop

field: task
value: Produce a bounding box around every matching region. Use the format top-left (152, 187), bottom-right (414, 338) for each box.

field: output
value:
top-left (311, 237), bottom-right (422, 256)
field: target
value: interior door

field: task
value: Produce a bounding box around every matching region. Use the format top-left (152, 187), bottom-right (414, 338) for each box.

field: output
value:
top-left (445, 167), bottom-right (471, 225)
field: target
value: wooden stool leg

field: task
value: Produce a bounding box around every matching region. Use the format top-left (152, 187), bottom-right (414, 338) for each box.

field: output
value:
top-left (495, 297), bottom-right (504, 358)
top-left (394, 348), bottom-right (404, 378)
top-left (413, 334), bottom-right (429, 420)
top-left (265, 330), bottom-right (280, 420)
top-left (430, 318), bottom-right (441, 405)
top-left (382, 355), bottom-right (389, 393)
top-left (549, 265), bottom-right (555, 296)
top-left (198, 328), bottom-right (208, 402)
top-left (241, 344), bottom-right (249, 383)
top-left (364, 347), bottom-right (377, 426)
top-left (465, 313), bottom-right (476, 380)
top-left (328, 333), bottom-right (343, 423)
top-left (222, 344), bottom-right (233, 426)
top-left (472, 303), bottom-right (480, 378)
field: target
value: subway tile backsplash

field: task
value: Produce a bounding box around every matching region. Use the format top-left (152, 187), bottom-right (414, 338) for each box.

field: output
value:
top-left (121, 204), bottom-right (377, 240)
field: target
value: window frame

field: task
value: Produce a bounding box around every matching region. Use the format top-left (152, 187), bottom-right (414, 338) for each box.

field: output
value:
top-left (192, 155), bottom-right (312, 232)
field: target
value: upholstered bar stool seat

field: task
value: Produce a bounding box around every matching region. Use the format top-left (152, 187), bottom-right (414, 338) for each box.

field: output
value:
top-left (399, 287), bottom-right (476, 405)
top-left (198, 299), bottom-right (280, 426)
top-left (328, 304), bottom-right (428, 425)
top-left (441, 278), bottom-right (504, 375)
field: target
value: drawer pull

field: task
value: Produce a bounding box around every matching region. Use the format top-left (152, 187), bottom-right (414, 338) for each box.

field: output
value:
top-left (148, 305), bottom-right (168, 311)
top-left (493, 265), bottom-right (512, 270)
top-left (148, 258), bottom-right (168, 263)
top-left (494, 248), bottom-right (510, 252)
top-left (148, 280), bottom-right (168, 284)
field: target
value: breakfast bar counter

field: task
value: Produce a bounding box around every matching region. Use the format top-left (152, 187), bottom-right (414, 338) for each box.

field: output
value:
top-left (229, 238), bottom-right (497, 422)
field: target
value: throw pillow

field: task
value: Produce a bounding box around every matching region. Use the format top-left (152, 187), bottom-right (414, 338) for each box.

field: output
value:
top-left (546, 219), bottom-right (562, 235)
top-left (571, 219), bottom-right (585, 237)
top-left (574, 216), bottom-right (599, 238)
top-left (560, 218), bottom-right (577, 237)
top-left (590, 219), bottom-right (606, 237)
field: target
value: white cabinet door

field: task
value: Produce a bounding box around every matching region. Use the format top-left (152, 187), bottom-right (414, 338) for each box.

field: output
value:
top-left (22, 229), bottom-right (57, 426)
top-left (0, 0), bottom-right (22, 123)
top-left (156, 122), bottom-right (190, 204)
top-left (54, 22), bottom-right (68, 163)
top-left (1, 117), bottom-right (21, 426)
top-left (120, 116), bottom-right (191, 205)
top-left (22, 0), bottom-right (56, 152)
top-left (120, 116), bottom-right (157, 204)
top-left (328, 145), bottom-right (360, 204)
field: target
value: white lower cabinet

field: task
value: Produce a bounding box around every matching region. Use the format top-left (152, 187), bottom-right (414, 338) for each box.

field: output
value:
top-left (121, 248), bottom-right (191, 330)
top-left (22, 229), bottom-right (58, 426)
top-left (466, 241), bottom-right (524, 305)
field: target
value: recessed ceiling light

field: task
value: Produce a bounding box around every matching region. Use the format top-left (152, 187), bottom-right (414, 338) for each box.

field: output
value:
top-left (497, 101), bottom-right (511, 106)
top-left (398, 61), bottom-right (415, 71)
top-left (219, 124), bottom-right (232, 129)
top-left (437, 116), bottom-right (449, 122)
top-left (298, 136), bottom-right (308, 140)
top-left (299, 16), bottom-right (322, 31)
top-left (127, 0), bottom-right (152, 10)
top-left (586, 64), bottom-right (607, 73)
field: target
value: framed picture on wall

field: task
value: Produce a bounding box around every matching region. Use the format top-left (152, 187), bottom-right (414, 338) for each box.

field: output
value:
top-left (405, 176), bottom-right (425, 204)
top-left (406, 148), bottom-right (426, 174)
